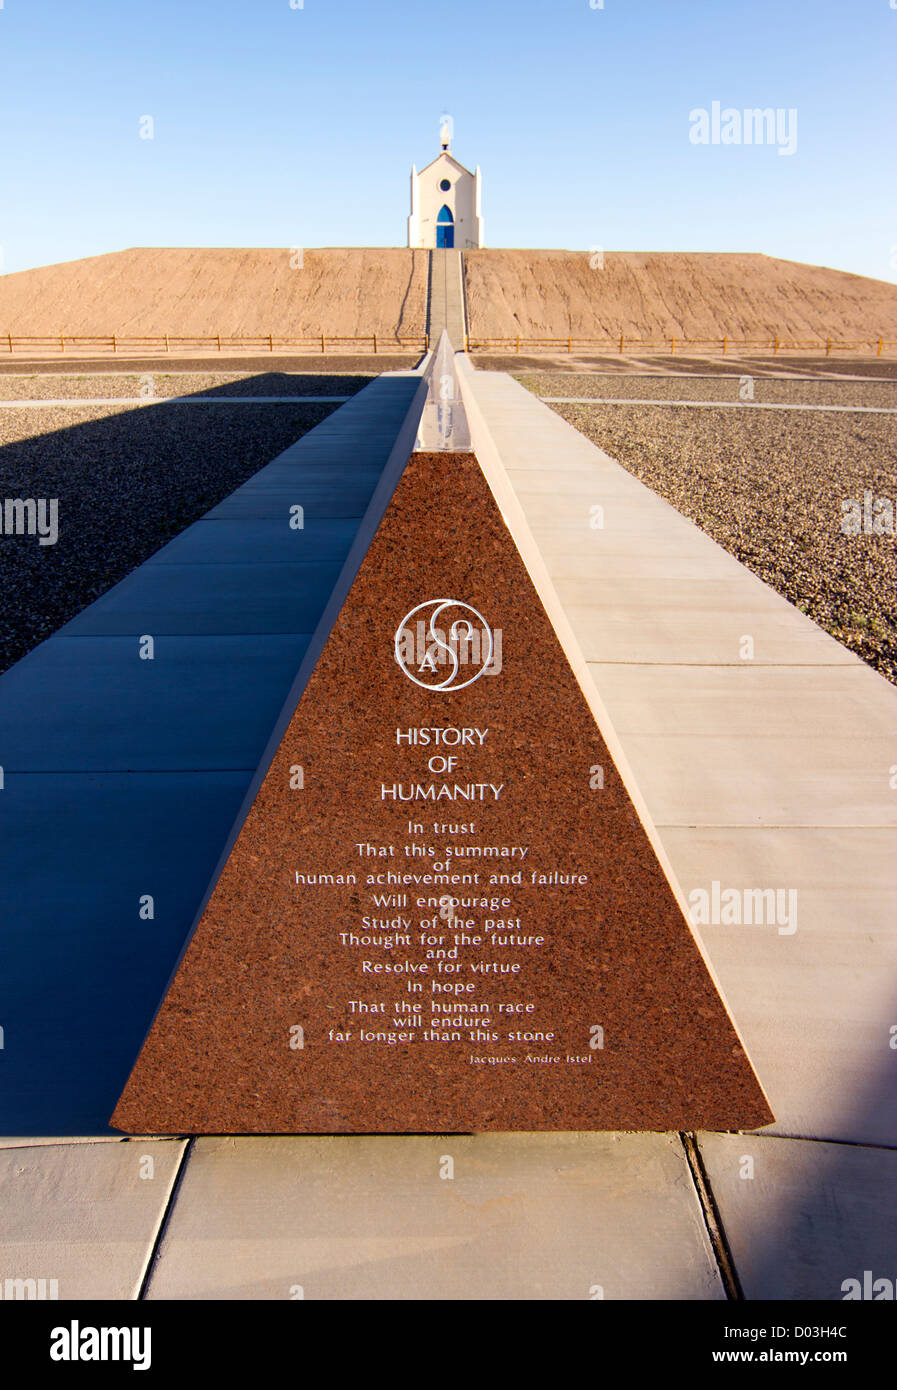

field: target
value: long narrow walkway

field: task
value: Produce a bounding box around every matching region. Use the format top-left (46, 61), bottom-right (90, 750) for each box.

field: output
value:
top-left (426, 248), bottom-right (468, 348)
top-left (457, 361), bottom-right (897, 1151)
top-left (0, 369), bottom-right (426, 1135)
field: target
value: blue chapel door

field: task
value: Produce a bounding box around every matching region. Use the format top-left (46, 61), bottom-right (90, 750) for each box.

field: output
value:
top-left (436, 204), bottom-right (454, 248)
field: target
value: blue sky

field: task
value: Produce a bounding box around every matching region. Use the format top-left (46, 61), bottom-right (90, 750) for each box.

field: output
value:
top-left (1, 0), bottom-right (894, 280)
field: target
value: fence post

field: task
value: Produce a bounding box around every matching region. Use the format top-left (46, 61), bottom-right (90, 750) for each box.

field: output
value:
top-left (217, 334), bottom-right (221, 352)
top-left (670, 336), bottom-right (675, 355)
top-left (722, 336), bottom-right (727, 355)
top-left (774, 335), bottom-right (779, 356)
top-left (878, 338), bottom-right (884, 357)
top-left (60, 333), bottom-right (65, 353)
top-left (165, 333), bottom-right (169, 353)
top-left (321, 332), bottom-right (325, 354)
top-left (619, 333), bottom-right (624, 354)
top-left (516, 334), bottom-right (520, 354)
top-left (373, 333), bottom-right (377, 354)
top-left (465, 332), bottom-right (469, 352)
top-left (7, 333), bottom-right (11, 354)
top-left (567, 336), bottom-right (572, 353)
top-left (826, 338), bottom-right (832, 357)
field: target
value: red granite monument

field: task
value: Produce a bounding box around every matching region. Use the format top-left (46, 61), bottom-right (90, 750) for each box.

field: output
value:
top-left (112, 449), bottom-right (773, 1134)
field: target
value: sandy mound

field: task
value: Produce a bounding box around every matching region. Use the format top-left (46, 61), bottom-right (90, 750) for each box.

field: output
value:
top-left (0, 247), bottom-right (429, 338)
top-left (464, 250), bottom-right (897, 343)
top-left (4, 246), bottom-right (895, 348)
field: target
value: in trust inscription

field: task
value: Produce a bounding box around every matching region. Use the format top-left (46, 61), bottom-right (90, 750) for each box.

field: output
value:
top-left (295, 724), bottom-right (595, 1069)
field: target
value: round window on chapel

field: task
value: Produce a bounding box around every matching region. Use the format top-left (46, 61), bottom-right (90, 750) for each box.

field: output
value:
top-left (439, 178), bottom-right (451, 191)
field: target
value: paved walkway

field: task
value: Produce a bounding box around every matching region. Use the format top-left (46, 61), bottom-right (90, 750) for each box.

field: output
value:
top-left (2, 355), bottom-right (895, 1300)
top-left (459, 363), bottom-right (897, 1148)
top-left (0, 369), bottom-right (426, 1138)
top-left (426, 249), bottom-right (467, 348)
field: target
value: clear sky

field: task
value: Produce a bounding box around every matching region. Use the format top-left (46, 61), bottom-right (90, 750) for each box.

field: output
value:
top-left (1, 0), bottom-right (894, 280)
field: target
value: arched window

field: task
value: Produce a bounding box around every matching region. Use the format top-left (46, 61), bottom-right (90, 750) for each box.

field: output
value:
top-left (436, 204), bottom-right (454, 223)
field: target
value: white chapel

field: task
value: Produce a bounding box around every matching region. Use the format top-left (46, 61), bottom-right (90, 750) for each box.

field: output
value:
top-left (407, 123), bottom-right (485, 250)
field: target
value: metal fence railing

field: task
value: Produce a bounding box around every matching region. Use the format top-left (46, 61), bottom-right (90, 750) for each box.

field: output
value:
top-left (465, 334), bottom-right (896, 357)
top-left (4, 331), bottom-right (893, 358)
top-left (1, 332), bottom-right (430, 356)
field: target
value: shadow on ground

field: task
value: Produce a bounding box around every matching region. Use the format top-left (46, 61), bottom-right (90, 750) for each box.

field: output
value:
top-left (0, 373), bottom-right (371, 671)
top-left (0, 369), bottom-right (425, 1136)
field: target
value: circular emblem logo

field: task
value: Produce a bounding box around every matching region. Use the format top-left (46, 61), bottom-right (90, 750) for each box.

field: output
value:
top-left (394, 599), bottom-right (494, 691)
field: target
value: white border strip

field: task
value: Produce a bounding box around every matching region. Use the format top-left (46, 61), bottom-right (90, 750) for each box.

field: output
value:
top-left (456, 352), bottom-right (775, 1118)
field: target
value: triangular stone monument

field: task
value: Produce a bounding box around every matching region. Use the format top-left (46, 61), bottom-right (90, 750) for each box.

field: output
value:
top-left (112, 411), bottom-right (773, 1133)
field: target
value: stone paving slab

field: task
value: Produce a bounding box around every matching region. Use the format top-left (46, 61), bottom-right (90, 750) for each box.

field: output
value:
top-left (226, 472), bottom-right (382, 494)
top-left (512, 487), bottom-right (680, 527)
top-left (63, 562), bottom-right (342, 636)
top-left (663, 827), bottom-right (897, 1146)
top-left (599, 730), bottom-right (895, 829)
top-left (151, 518), bottom-right (360, 565)
top-left (697, 1133), bottom-right (897, 1300)
top-left (0, 635), bottom-right (311, 773)
top-left (145, 1134), bottom-right (724, 1301)
top-left (542, 549), bottom-right (748, 582)
top-left (524, 524), bottom-right (746, 560)
top-left (203, 491), bottom-right (377, 520)
top-left (565, 593), bottom-right (852, 666)
top-left (587, 663), bottom-right (896, 831)
top-left (0, 1139), bottom-right (185, 1299)
top-left (591, 662), bottom-right (894, 738)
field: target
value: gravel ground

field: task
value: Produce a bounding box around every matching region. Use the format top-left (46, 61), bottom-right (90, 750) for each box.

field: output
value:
top-left (0, 393), bottom-right (346, 672)
top-left (519, 372), bottom-right (897, 408)
top-left (744, 356), bottom-right (897, 380)
top-left (473, 353), bottom-right (897, 379)
top-left (545, 400), bottom-right (897, 685)
top-left (629, 355), bottom-right (897, 380)
top-left (0, 371), bottom-right (376, 400)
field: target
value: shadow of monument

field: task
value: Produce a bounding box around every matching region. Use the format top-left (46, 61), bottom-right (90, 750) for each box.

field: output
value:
top-left (0, 373), bottom-right (373, 671)
top-left (698, 1039), bottom-right (897, 1300)
top-left (0, 371), bottom-right (414, 1135)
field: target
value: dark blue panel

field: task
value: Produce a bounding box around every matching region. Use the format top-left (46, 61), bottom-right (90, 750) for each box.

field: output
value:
top-left (62, 563), bottom-right (343, 636)
top-left (0, 369), bottom-right (422, 1133)
top-left (0, 772), bottom-right (249, 1134)
top-left (0, 634), bottom-right (312, 773)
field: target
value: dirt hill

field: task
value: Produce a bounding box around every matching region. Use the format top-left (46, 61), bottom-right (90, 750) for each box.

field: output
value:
top-left (463, 250), bottom-right (897, 342)
top-left (0, 247), bottom-right (430, 338)
top-left (2, 246), bottom-right (895, 345)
